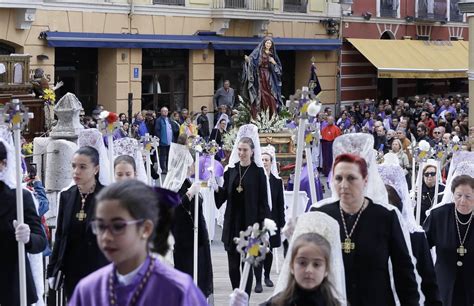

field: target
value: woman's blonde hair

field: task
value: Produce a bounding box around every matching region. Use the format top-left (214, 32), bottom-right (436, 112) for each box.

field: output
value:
top-left (271, 233), bottom-right (341, 306)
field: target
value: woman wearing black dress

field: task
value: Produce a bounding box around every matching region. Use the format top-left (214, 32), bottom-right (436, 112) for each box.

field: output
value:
top-left (424, 174), bottom-right (474, 306)
top-left (215, 124), bottom-right (270, 297)
top-left (254, 146), bottom-right (285, 293)
top-left (163, 135), bottom-right (214, 298)
top-left (312, 153), bottom-right (420, 305)
top-left (0, 139), bottom-right (47, 305)
top-left (47, 146), bottom-right (109, 299)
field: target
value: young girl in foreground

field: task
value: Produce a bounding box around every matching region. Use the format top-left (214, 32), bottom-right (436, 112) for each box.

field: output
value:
top-left (69, 180), bottom-right (207, 305)
top-left (231, 232), bottom-right (341, 306)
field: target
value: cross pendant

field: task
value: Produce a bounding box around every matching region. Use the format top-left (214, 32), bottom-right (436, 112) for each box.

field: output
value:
top-left (457, 245), bottom-right (467, 256)
top-left (236, 185), bottom-right (243, 193)
top-left (76, 209), bottom-right (87, 221)
top-left (342, 238), bottom-right (355, 254)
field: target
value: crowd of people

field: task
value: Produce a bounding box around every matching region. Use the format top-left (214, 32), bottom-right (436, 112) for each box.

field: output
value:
top-left (0, 88), bottom-right (473, 306)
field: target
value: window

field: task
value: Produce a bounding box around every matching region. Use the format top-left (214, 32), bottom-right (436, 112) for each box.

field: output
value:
top-left (153, 0), bottom-right (185, 6)
top-left (380, 0), bottom-right (399, 18)
top-left (283, 0), bottom-right (308, 13)
top-left (450, 0), bottom-right (463, 22)
top-left (417, 0), bottom-right (447, 21)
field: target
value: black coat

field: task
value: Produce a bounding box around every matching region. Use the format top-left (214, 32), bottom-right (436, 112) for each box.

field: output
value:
top-left (312, 199), bottom-right (420, 306)
top-left (0, 182), bottom-right (47, 305)
top-left (172, 179), bottom-right (213, 297)
top-left (215, 162), bottom-right (270, 250)
top-left (47, 184), bottom-right (109, 298)
top-left (423, 203), bottom-right (474, 306)
top-left (268, 174), bottom-right (285, 248)
top-left (410, 231), bottom-right (442, 305)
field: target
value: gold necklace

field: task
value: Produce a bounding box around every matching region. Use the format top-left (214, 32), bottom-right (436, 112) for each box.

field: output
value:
top-left (236, 163), bottom-right (251, 193)
top-left (339, 199), bottom-right (366, 254)
top-left (454, 208), bottom-right (473, 266)
top-left (76, 182), bottom-right (96, 221)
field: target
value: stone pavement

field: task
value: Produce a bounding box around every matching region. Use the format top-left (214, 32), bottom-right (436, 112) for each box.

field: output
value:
top-left (209, 225), bottom-right (285, 306)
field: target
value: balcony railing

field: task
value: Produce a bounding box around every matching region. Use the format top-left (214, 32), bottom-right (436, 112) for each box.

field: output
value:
top-left (283, 0), bottom-right (307, 13)
top-left (417, 0), bottom-right (447, 21)
top-left (153, 0), bottom-right (185, 6)
top-left (212, 0), bottom-right (273, 10)
top-left (380, 0), bottom-right (399, 18)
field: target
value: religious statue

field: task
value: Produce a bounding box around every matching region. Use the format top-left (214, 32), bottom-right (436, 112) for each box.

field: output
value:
top-left (242, 37), bottom-right (283, 119)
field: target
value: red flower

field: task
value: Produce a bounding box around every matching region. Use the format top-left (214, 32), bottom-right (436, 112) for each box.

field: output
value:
top-left (107, 112), bottom-right (118, 123)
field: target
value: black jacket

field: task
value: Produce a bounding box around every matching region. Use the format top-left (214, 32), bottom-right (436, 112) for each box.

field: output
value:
top-left (215, 162), bottom-right (270, 250)
top-left (424, 203), bottom-right (474, 306)
top-left (312, 199), bottom-right (420, 306)
top-left (0, 182), bottom-right (47, 305)
top-left (47, 184), bottom-right (109, 296)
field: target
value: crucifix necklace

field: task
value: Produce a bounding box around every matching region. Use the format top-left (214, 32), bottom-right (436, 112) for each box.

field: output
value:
top-left (339, 199), bottom-right (366, 254)
top-left (454, 208), bottom-right (472, 267)
top-left (236, 164), bottom-right (250, 193)
top-left (76, 182), bottom-right (96, 222)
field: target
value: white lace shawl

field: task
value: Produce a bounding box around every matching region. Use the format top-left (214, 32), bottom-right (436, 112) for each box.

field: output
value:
top-left (77, 128), bottom-right (111, 186)
top-left (227, 124), bottom-right (263, 168)
top-left (113, 137), bottom-right (147, 183)
top-left (162, 143), bottom-right (194, 192)
top-left (378, 163), bottom-right (422, 233)
top-left (0, 133), bottom-right (16, 188)
top-left (274, 212), bottom-right (347, 306)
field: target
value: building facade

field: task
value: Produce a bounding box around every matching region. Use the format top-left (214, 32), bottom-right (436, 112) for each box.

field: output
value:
top-left (341, 0), bottom-right (469, 105)
top-left (0, 0), bottom-right (344, 116)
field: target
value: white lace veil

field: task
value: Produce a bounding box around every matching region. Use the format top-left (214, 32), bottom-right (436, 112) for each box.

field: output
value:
top-left (274, 212), bottom-right (347, 306)
top-left (439, 151), bottom-right (474, 206)
top-left (312, 133), bottom-right (388, 208)
top-left (162, 142), bottom-right (194, 192)
top-left (227, 124), bottom-right (263, 168)
top-left (77, 128), bottom-right (111, 186)
top-left (261, 145), bottom-right (280, 179)
top-left (0, 130), bottom-right (16, 188)
top-left (113, 137), bottom-right (147, 183)
top-left (214, 113), bottom-right (229, 129)
top-left (378, 162), bottom-right (422, 233)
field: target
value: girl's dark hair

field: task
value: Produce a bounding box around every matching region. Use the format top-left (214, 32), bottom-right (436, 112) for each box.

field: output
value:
top-left (451, 175), bottom-right (474, 193)
top-left (385, 184), bottom-right (403, 213)
top-left (262, 152), bottom-right (273, 162)
top-left (96, 180), bottom-right (160, 249)
top-left (114, 155), bottom-right (136, 172)
top-left (272, 233), bottom-right (341, 306)
top-left (239, 137), bottom-right (254, 149)
top-left (75, 146), bottom-right (99, 166)
top-left (0, 141), bottom-right (6, 161)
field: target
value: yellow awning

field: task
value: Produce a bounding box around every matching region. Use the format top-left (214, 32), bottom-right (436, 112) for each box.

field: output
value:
top-left (348, 38), bottom-right (468, 79)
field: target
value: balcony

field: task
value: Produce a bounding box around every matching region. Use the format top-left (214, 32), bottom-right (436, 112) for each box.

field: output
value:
top-left (153, 0), bottom-right (185, 5)
top-left (380, 0), bottom-right (398, 18)
top-left (283, 0), bottom-right (307, 13)
top-left (417, 0), bottom-right (447, 22)
top-left (212, 0), bottom-right (273, 11)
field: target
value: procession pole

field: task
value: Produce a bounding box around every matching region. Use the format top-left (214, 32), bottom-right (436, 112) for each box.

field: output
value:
top-left (415, 161), bottom-right (424, 225)
top-left (10, 99), bottom-right (28, 305)
top-left (291, 118), bottom-right (307, 219)
top-left (193, 150), bottom-right (200, 284)
top-left (107, 134), bottom-right (114, 183)
top-left (304, 146), bottom-right (318, 206)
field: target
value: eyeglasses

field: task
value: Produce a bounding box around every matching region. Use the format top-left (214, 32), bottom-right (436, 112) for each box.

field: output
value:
top-left (91, 219), bottom-right (144, 236)
top-left (423, 172), bottom-right (436, 177)
top-left (454, 193), bottom-right (473, 201)
top-left (433, 131), bottom-right (441, 134)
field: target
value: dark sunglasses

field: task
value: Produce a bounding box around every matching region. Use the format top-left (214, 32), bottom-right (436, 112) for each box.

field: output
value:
top-left (91, 219), bottom-right (144, 236)
top-left (423, 172), bottom-right (436, 177)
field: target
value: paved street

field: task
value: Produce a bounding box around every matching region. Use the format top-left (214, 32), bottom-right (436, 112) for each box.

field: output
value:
top-left (210, 225), bottom-right (284, 306)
